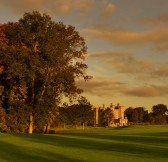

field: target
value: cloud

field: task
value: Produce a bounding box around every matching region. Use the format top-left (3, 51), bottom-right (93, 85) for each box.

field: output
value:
top-left (83, 25), bottom-right (168, 50)
top-left (124, 85), bottom-right (168, 97)
top-left (77, 76), bottom-right (168, 98)
top-left (77, 77), bottom-right (127, 97)
top-left (101, 3), bottom-right (116, 18)
top-left (88, 51), bottom-right (153, 74)
top-left (88, 50), bottom-right (130, 59)
top-left (0, 0), bottom-right (117, 21)
top-left (0, 0), bottom-right (43, 14)
top-left (106, 54), bottom-right (153, 74)
top-left (140, 12), bottom-right (168, 26)
top-left (88, 51), bottom-right (168, 82)
top-left (0, 0), bottom-right (94, 16)
top-left (152, 63), bottom-right (168, 78)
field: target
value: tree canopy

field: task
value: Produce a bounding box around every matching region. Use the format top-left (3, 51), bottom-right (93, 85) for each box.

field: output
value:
top-left (0, 11), bottom-right (91, 133)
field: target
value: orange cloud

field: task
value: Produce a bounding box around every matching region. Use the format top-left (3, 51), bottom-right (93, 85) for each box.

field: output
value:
top-left (77, 77), bottom-right (127, 97)
top-left (152, 64), bottom-right (168, 78)
top-left (77, 76), bottom-right (168, 98)
top-left (0, 0), bottom-right (96, 17)
top-left (101, 3), bottom-right (116, 18)
top-left (0, 0), bottom-right (43, 14)
top-left (140, 12), bottom-right (168, 26)
top-left (83, 25), bottom-right (168, 50)
top-left (88, 51), bottom-right (153, 74)
top-left (87, 51), bottom-right (168, 82)
top-left (124, 85), bottom-right (168, 97)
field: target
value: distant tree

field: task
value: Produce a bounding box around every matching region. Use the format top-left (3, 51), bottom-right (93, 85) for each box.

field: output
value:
top-left (166, 115), bottom-right (168, 123)
top-left (124, 107), bottom-right (133, 122)
top-left (150, 104), bottom-right (168, 125)
top-left (76, 96), bottom-right (93, 128)
top-left (152, 104), bottom-right (168, 116)
top-left (131, 109), bottom-right (139, 123)
top-left (56, 103), bottom-right (69, 128)
top-left (125, 107), bottom-right (148, 124)
top-left (0, 11), bottom-right (91, 133)
top-left (148, 112), bottom-right (155, 124)
top-left (98, 107), bottom-right (114, 127)
top-left (134, 107), bottom-right (148, 123)
top-left (56, 97), bottom-right (93, 128)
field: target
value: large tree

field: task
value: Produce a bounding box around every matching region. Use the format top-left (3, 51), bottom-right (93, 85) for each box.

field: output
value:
top-left (150, 104), bottom-right (168, 124)
top-left (152, 104), bottom-right (168, 116)
top-left (0, 11), bottom-right (91, 133)
top-left (124, 107), bottom-right (148, 123)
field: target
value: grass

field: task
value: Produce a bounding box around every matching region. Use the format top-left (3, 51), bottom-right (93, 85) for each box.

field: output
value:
top-left (0, 125), bottom-right (168, 162)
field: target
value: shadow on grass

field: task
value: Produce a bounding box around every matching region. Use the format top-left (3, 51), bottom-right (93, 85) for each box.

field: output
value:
top-left (14, 132), bottom-right (168, 160)
top-left (0, 140), bottom-right (83, 162)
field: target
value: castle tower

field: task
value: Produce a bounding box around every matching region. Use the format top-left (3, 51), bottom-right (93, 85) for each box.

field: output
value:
top-left (108, 103), bottom-right (128, 127)
top-left (93, 107), bottom-right (99, 127)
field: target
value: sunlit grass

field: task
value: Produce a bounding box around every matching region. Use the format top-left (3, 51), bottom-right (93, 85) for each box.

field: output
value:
top-left (0, 125), bottom-right (168, 162)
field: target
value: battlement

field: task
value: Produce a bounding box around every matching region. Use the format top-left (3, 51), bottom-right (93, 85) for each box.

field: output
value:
top-left (93, 103), bottom-right (128, 127)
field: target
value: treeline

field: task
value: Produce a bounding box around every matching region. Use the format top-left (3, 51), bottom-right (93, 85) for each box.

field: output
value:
top-left (53, 97), bottom-right (93, 129)
top-left (0, 102), bottom-right (168, 133)
top-left (124, 104), bottom-right (168, 125)
top-left (0, 96), bottom-right (93, 133)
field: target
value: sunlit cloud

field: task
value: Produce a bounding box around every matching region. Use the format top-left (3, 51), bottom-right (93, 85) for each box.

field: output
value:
top-left (152, 64), bottom-right (168, 78)
top-left (88, 51), bottom-right (153, 73)
top-left (0, 0), bottom-right (116, 20)
top-left (78, 76), bottom-right (168, 98)
top-left (83, 25), bottom-right (168, 50)
top-left (140, 12), bottom-right (168, 26)
top-left (77, 77), bottom-right (127, 97)
top-left (0, 0), bottom-right (43, 14)
top-left (124, 85), bottom-right (168, 97)
top-left (0, 0), bottom-right (95, 16)
top-left (101, 3), bottom-right (116, 18)
top-left (87, 51), bottom-right (168, 81)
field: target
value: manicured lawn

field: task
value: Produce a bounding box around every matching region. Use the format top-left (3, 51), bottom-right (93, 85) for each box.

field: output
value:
top-left (0, 125), bottom-right (168, 162)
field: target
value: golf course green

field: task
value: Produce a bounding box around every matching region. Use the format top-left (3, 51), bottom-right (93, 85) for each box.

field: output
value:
top-left (0, 125), bottom-right (168, 162)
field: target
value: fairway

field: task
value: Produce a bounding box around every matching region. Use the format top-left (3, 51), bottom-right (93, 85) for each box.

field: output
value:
top-left (0, 125), bottom-right (168, 162)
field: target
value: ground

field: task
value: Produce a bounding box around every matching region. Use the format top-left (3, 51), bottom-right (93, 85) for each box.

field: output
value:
top-left (0, 125), bottom-right (168, 162)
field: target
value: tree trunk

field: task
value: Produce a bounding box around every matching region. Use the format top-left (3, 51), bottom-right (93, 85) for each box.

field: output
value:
top-left (40, 67), bottom-right (51, 100)
top-left (44, 123), bottom-right (50, 134)
top-left (29, 77), bottom-right (35, 134)
top-left (28, 111), bottom-right (33, 134)
top-left (82, 122), bottom-right (84, 130)
top-left (63, 123), bottom-right (66, 129)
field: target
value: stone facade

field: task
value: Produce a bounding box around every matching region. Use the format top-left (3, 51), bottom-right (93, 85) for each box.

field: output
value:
top-left (93, 107), bottom-right (99, 127)
top-left (93, 103), bottom-right (128, 127)
top-left (108, 104), bottom-right (128, 127)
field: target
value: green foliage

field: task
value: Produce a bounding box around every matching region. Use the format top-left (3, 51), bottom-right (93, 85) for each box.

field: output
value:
top-left (56, 96), bottom-right (93, 127)
top-left (152, 104), bottom-right (168, 116)
top-left (6, 103), bottom-right (29, 133)
top-left (99, 108), bottom-right (113, 127)
top-left (0, 107), bottom-right (8, 132)
top-left (125, 105), bottom-right (168, 125)
top-left (149, 104), bottom-right (168, 125)
top-left (0, 11), bottom-right (91, 133)
top-left (125, 107), bottom-right (149, 123)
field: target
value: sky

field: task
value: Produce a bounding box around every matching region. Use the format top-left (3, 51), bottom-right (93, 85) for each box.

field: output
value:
top-left (0, 0), bottom-right (168, 111)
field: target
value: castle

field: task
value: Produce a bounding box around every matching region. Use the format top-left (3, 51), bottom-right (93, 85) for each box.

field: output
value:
top-left (93, 103), bottom-right (128, 127)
